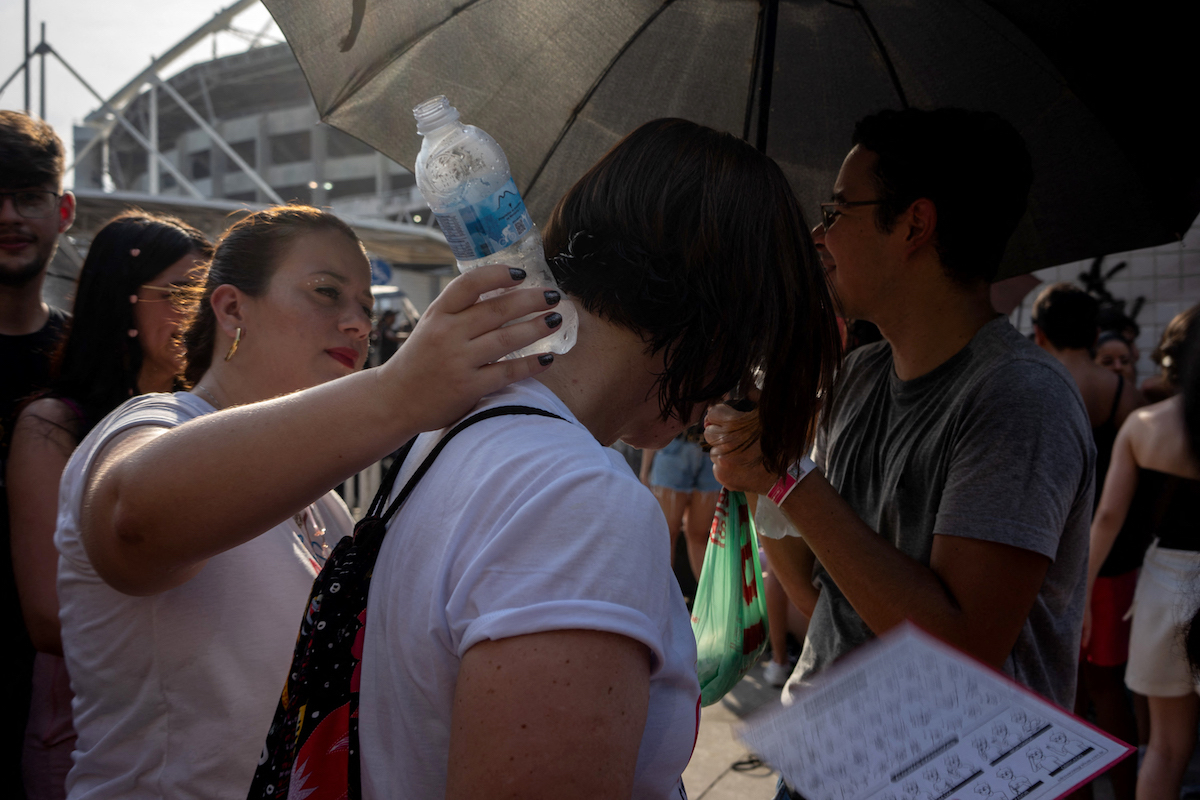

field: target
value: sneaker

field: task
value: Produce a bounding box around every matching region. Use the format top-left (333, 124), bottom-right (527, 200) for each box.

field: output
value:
top-left (763, 660), bottom-right (792, 687)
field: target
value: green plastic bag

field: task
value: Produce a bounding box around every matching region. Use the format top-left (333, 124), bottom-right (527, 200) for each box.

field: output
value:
top-left (691, 488), bottom-right (769, 706)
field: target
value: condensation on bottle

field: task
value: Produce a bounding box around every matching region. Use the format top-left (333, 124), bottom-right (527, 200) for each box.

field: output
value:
top-left (412, 95), bottom-right (577, 358)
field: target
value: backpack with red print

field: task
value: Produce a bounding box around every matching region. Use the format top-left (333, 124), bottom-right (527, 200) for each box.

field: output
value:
top-left (248, 405), bottom-right (563, 799)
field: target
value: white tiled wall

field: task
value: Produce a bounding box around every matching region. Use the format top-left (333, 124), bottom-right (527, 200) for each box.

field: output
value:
top-left (1012, 216), bottom-right (1200, 383)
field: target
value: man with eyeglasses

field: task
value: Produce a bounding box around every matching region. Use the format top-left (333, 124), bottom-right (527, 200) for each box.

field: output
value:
top-left (706, 109), bottom-right (1094, 783)
top-left (1, 110), bottom-right (75, 799)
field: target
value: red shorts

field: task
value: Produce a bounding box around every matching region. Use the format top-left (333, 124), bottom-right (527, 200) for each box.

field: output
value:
top-left (1082, 569), bottom-right (1139, 667)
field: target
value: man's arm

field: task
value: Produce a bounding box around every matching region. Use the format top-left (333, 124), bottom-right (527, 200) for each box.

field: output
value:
top-left (7, 399), bottom-right (79, 655)
top-left (759, 534), bottom-right (820, 618)
top-left (707, 404), bottom-right (1054, 670)
top-left (777, 470), bottom-right (1048, 669)
top-left (746, 492), bottom-right (820, 616)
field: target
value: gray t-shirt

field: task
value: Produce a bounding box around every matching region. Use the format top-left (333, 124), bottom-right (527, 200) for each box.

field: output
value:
top-left (786, 316), bottom-right (1094, 709)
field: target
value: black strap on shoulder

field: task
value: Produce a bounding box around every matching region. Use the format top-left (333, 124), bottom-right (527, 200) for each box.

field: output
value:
top-left (363, 436), bottom-right (417, 520)
top-left (372, 405), bottom-right (565, 528)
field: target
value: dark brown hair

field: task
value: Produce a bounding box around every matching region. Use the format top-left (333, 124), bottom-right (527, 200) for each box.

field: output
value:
top-left (0, 110), bottom-right (65, 190)
top-left (179, 205), bottom-right (364, 386)
top-left (543, 118), bottom-right (842, 473)
top-left (852, 108), bottom-right (1033, 284)
top-left (49, 211), bottom-right (211, 432)
top-left (1032, 282), bottom-right (1099, 351)
top-left (1152, 304), bottom-right (1200, 389)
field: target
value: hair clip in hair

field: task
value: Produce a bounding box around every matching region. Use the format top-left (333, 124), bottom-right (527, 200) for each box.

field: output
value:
top-left (547, 230), bottom-right (595, 274)
top-left (130, 248), bottom-right (141, 257)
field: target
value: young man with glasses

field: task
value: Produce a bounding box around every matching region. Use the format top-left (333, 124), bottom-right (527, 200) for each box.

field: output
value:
top-left (1, 111), bottom-right (75, 403)
top-left (706, 109), bottom-right (1094, 762)
top-left (1, 110), bottom-right (75, 799)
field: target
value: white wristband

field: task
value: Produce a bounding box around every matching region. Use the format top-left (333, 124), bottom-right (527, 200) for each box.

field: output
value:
top-left (766, 456), bottom-right (817, 506)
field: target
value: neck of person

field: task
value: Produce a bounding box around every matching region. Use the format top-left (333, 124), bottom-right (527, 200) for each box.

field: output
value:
top-left (190, 357), bottom-right (262, 410)
top-left (0, 271), bottom-right (50, 336)
top-left (869, 253), bottom-right (998, 382)
top-left (1042, 342), bottom-right (1101, 376)
top-left (534, 306), bottom-right (661, 447)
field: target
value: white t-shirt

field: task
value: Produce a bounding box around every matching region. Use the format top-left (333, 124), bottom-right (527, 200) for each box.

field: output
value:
top-left (359, 380), bottom-right (700, 799)
top-left (55, 392), bottom-right (353, 800)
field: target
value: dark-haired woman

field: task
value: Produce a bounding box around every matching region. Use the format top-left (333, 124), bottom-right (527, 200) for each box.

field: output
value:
top-left (1096, 330), bottom-right (1138, 386)
top-left (1087, 305), bottom-right (1200, 800)
top-left (54, 205), bottom-right (561, 800)
top-left (352, 118), bottom-right (841, 798)
top-left (7, 211), bottom-right (210, 800)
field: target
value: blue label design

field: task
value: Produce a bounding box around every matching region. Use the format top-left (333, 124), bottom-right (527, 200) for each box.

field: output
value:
top-left (434, 177), bottom-right (532, 261)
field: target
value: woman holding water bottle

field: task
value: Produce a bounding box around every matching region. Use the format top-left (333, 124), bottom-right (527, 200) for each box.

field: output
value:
top-left (351, 116), bottom-right (841, 799)
top-left (54, 205), bottom-right (563, 799)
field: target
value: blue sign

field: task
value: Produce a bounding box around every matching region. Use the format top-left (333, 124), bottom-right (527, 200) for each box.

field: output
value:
top-left (369, 257), bottom-right (393, 286)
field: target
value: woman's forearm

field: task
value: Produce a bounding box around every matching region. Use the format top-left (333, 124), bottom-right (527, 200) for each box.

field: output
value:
top-left (86, 368), bottom-right (420, 594)
top-left (84, 272), bottom-right (563, 595)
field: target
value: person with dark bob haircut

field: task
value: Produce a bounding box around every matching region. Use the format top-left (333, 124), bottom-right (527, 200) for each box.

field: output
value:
top-left (8, 210), bottom-right (209, 799)
top-left (52, 204), bottom-right (565, 799)
top-left (348, 118), bottom-right (841, 798)
top-left (541, 119), bottom-right (839, 473)
top-left (706, 109), bottom-right (1095, 800)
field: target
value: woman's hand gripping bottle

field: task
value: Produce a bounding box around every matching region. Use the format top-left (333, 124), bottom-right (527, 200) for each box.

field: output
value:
top-left (414, 95), bottom-right (577, 358)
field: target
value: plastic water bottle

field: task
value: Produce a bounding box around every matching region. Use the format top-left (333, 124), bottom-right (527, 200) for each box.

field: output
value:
top-left (413, 96), bottom-right (577, 358)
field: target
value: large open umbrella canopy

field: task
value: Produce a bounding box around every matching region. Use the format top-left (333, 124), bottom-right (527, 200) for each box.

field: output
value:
top-left (264, 0), bottom-right (1199, 280)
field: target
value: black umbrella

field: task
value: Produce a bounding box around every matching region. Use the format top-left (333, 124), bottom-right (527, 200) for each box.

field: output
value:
top-left (263, 0), bottom-right (1200, 279)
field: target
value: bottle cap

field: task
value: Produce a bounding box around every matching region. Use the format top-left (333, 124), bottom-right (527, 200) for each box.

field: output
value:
top-left (413, 95), bottom-right (461, 135)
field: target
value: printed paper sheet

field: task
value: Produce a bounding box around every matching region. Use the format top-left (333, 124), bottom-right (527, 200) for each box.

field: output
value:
top-left (738, 624), bottom-right (1133, 800)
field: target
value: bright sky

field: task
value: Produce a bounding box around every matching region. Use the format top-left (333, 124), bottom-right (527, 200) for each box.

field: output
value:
top-left (0, 0), bottom-right (281, 183)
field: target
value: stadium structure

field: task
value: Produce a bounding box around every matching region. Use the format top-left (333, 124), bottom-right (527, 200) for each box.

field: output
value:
top-left (8, 0), bottom-right (455, 316)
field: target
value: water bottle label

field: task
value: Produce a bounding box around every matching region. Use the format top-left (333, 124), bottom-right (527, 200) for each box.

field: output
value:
top-left (433, 178), bottom-right (532, 261)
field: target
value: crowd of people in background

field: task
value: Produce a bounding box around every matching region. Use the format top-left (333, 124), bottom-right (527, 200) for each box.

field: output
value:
top-left (4, 98), bottom-right (1200, 800)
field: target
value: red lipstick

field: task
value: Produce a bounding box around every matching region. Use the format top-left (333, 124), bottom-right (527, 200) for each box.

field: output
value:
top-left (326, 348), bottom-right (358, 369)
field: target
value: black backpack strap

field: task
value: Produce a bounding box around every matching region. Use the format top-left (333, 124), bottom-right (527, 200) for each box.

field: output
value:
top-left (377, 404), bottom-right (564, 525)
top-left (361, 436), bottom-right (417, 521)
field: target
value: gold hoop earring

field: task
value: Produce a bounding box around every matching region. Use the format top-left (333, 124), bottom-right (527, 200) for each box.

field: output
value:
top-left (225, 327), bottom-right (242, 362)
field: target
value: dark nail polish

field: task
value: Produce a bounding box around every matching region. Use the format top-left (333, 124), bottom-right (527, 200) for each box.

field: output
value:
top-left (544, 290), bottom-right (560, 305)
top-left (509, 267), bottom-right (526, 281)
top-left (545, 312), bottom-right (563, 329)
top-left (538, 353), bottom-right (554, 366)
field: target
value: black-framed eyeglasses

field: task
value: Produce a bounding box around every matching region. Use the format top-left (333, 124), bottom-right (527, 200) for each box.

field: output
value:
top-left (819, 199), bottom-right (884, 230)
top-left (0, 190), bottom-right (62, 219)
